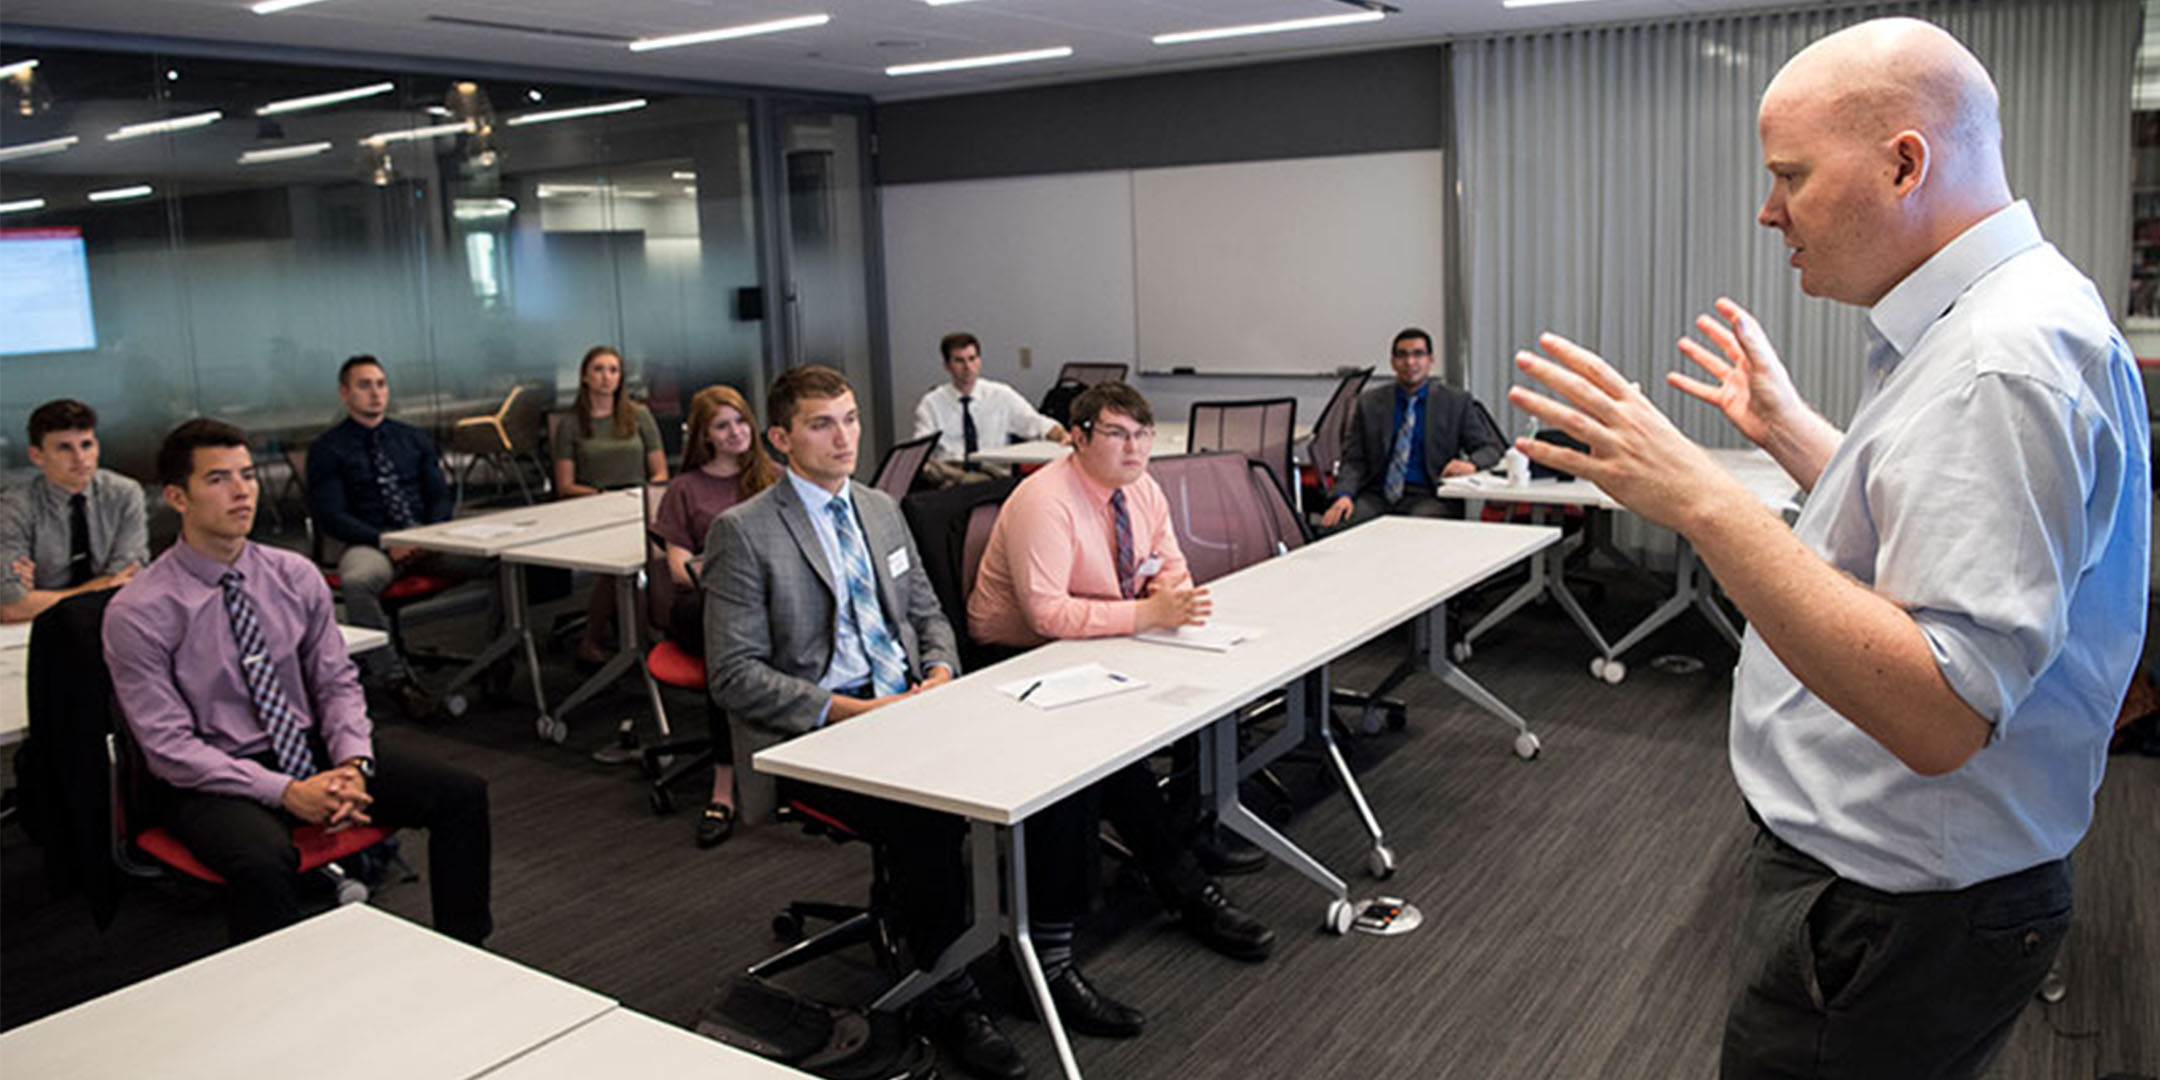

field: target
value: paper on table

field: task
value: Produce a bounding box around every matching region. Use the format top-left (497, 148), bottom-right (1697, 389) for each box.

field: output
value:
top-left (443, 521), bottom-right (530, 540)
top-left (997, 662), bottom-right (1147, 709)
top-left (1133, 622), bottom-right (1262, 653)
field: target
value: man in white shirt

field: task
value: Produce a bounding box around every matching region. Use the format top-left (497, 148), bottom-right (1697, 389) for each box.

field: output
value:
top-left (912, 332), bottom-right (1066, 485)
top-left (1508, 18), bottom-right (2147, 1078)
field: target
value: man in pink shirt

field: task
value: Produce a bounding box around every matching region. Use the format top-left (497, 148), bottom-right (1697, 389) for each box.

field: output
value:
top-left (967, 383), bottom-right (1274, 1041)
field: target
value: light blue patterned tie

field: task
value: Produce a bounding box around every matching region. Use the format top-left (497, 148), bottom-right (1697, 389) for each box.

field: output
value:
top-left (219, 571), bottom-right (318, 778)
top-left (826, 498), bottom-right (910, 697)
top-left (1382, 401), bottom-right (1417, 504)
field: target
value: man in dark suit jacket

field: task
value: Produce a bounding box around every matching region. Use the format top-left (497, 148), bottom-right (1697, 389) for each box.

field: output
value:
top-left (1321, 327), bottom-right (1507, 528)
top-left (705, 365), bottom-right (1023, 1080)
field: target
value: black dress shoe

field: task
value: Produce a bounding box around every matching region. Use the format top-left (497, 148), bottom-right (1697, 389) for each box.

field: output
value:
top-left (1044, 965), bottom-right (1143, 1038)
top-left (1191, 827), bottom-right (1267, 877)
top-left (936, 1006), bottom-right (1027, 1080)
top-left (1179, 882), bottom-right (1275, 962)
top-left (393, 679), bottom-right (441, 723)
top-left (694, 802), bottom-right (735, 849)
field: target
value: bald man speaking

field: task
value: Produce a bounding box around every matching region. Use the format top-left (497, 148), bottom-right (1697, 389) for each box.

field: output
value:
top-left (1509, 17), bottom-right (2148, 1078)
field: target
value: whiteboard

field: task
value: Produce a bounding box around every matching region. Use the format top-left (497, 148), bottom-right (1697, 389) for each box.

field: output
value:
top-left (1131, 150), bottom-right (1445, 377)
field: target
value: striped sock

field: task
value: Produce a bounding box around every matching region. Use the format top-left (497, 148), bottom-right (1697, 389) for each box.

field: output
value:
top-left (1034, 919), bottom-right (1075, 980)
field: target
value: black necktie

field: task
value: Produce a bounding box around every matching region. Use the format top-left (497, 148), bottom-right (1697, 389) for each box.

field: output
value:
top-left (960, 395), bottom-right (979, 456)
top-left (368, 427), bottom-right (416, 528)
top-left (66, 492), bottom-right (92, 587)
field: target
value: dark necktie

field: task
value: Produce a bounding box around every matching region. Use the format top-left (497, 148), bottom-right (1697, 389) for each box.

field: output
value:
top-left (959, 395), bottom-right (979, 456)
top-left (1110, 489), bottom-right (1136, 599)
top-left (66, 492), bottom-right (92, 587)
top-left (218, 570), bottom-right (318, 779)
top-left (1384, 392), bottom-right (1421, 505)
top-left (367, 427), bottom-right (416, 528)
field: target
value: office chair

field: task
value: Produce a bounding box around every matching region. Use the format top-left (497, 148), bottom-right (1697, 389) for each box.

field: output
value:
top-left (449, 384), bottom-right (541, 506)
top-left (746, 796), bottom-right (904, 982)
top-left (871, 434), bottom-right (938, 501)
top-left (1298, 368), bottom-right (1373, 514)
top-left (1053, 361), bottom-right (1128, 387)
top-left (290, 442), bottom-right (464, 675)
top-left (899, 476), bottom-right (1020, 673)
top-left (631, 482), bottom-right (731, 815)
top-left (1186, 397), bottom-right (1298, 508)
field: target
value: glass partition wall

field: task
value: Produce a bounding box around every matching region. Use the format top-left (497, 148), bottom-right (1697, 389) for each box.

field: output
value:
top-left (0, 43), bottom-right (836, 490)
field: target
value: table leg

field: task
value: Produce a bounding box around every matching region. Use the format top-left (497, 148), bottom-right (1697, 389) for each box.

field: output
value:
top-left (1005, 823), bottom-right (1083, 1080)
top-left (429, 560), bottom-right (543, 707)
top-left (532, 574), bottom-right (649, 743)
top-left (1210, 712), bottom-right (1349, 901)
top-left (871, 822), bottom-right (1003, 1012)
top-left (1423, 606), bottom-right (1543, 760)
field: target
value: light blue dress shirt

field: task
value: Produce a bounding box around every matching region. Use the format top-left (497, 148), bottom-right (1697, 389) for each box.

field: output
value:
top-left (784, 469), bottom-right (874, 695)
top-left (1730, 201), bottom-right (2151, 892)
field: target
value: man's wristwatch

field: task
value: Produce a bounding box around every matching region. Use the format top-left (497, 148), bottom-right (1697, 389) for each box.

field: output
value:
top-left (345, 756), bottom-right (377, 780)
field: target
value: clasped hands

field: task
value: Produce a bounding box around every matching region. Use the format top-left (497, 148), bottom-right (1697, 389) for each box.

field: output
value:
top-left (281, 763), bottom-right (374, 833)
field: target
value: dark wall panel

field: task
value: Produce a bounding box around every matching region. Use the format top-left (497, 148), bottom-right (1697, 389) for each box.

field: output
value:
top-left (874, 46), bottom-right (1446, 184)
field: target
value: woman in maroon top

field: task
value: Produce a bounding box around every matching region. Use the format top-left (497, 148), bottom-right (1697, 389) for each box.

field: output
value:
top-left (653, 385), bottom-right (777, 847)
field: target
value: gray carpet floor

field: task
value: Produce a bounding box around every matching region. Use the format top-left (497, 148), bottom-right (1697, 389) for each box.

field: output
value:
top-left (3, 570), bottom-right (2154, 1079)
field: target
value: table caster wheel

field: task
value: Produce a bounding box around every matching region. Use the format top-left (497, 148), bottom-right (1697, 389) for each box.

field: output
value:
top-left (1325, 899), bottom-right (1355, 936)
top-left (2037, 969), bottom-right (2066, 1004)
top-left (536, 715), bottom-right (567, 744)
top-left (1601, 659), bottom-right (1626, 685)
top-left (1368, 845), bottom-right (1397, 880)
top-left (648, 787), bottom-right (675, 816)
top-left (1451, 640), bottom-right (1473, 663)
top-left (442, 692), bottom-right (469, 719)
top-left (1513, 731), bottom-right (1542, 760)
top-left (1589, 657), bottom-right (1606, 680)
top-left (1359, 706), bottom-right (1385, 736)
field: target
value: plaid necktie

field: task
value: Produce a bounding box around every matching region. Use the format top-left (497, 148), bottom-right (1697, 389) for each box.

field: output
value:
top-left (1110, 489), bottom-right (1136, 599)
top-left (959, 395), bottom-right (980, 456)
top-left (1383, 395), bottom-right (1419, 504)
top-left (218, 570), bottom-right (318, 779)
top-left (66, 493), bottom-right (93, 587)
top-left (367, 427), bottom-right (416, 528)
top-left (825, 498), bottom-right (910, 698)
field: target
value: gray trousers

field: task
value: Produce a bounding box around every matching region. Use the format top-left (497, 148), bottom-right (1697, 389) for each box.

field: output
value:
top-left (337, 544), bottom-right (495, 682)
top-left (1721, 820), bottom-right (2071, 1080)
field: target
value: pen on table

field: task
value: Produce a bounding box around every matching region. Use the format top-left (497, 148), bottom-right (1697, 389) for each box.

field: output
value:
top-left (1017, 680), bottom-right (1042, 702)
top-left (1106, 673), bottom-right (1130, 683)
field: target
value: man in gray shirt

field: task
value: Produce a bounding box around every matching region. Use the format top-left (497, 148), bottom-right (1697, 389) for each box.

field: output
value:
top-left (1, 399), bottom-right (150, 623)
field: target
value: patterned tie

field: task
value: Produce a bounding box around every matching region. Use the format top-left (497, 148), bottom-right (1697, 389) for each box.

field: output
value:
top-left (825, 498), bottom-right (911, 697)
top-left (1109, 489), bottom-right (1136, 599)
top-left (1382, 398), bottom-right (1418, 505)
top-left (959, 395), bottom-right (980, 456)
top-left (218, 570), bottom-right (318, 779)
top-left (367, 426), bottom-right (416, 528)
top-left (66, 493), bottom-right (93, 587)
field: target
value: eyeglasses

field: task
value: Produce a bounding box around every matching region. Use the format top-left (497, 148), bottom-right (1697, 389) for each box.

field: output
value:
top-left (1087, 423), bottom-right (1155, 446)
top-left (1391, 347), bottom-right (1431, 359)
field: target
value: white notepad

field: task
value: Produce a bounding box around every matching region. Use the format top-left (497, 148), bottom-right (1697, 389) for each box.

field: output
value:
top-left (1133, 622), bottom-right (1263, 653)
top-left (442, 521), bottom-right (530, 540)
top-left (998, 663), bottom-right (1147, 709)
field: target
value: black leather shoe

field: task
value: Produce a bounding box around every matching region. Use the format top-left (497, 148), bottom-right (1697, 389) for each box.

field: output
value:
top-left (1180, 882), bottom-right (1274, 962)
top-left (1191, 827), bottom-right (1267, 877)
top-left (1044, 965), bottom-right (1143, 1038)
top-left (393, 679), bottom-right (441, 723)
top-left (936, 1007), bottom-right (1027, 1080)
top-left (694, 802), bottom-right (735, 849)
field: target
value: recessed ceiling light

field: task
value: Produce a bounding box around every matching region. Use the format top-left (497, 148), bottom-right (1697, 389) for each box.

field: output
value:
top-left (252, 0), bottom-right (334, 13)
top-left (628, 13), bottom-right (831, 53)
top-left (0, 59), bottom-right (38, 80)
top-left (363, 120), bottom-right (476, 144)
top-left (925, 0), bottom-right (993, 5)
top-left (0, 197), bottom-right (46, 214)
top-left (505, 98), bottom-right (647, 127)
top-left (256, 81), bottom-right (394, 116)
top-left (239, 141), bottom-right (335, 164)
top-left (88, 184), bottom-right (155, 202)
top-left (1500, 0), bottom-right (1612, 6)
top-left (671, 171), bottom-right (697, 181)
top-left (106, 110), bottom-right (223, 140)
top-left (0, 135), bottom-right (80, 162)
top-left (887, 46), bottom-right (1073, 77)
top-left (1153, 11), bottom-right (1383, 46)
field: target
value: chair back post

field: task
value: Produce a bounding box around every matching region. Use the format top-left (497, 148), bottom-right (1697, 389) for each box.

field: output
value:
top-left (871, 434), bottom-right (937, 502)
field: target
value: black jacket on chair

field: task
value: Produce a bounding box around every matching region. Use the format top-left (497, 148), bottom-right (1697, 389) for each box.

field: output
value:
top-left (13, 588), bottom-right (124, 927)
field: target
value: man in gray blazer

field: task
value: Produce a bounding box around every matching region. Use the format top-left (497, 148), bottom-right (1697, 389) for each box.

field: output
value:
top-left (1320, 327), bottom-right (1507, 528)
top-left (705, 365), bottom-right (1024, 1080)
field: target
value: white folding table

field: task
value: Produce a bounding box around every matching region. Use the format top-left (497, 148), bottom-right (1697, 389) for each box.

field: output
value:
top-left (494, 520), bottom-right (663, 744)
top-left (479, 1008), bottom-right (815, 1079)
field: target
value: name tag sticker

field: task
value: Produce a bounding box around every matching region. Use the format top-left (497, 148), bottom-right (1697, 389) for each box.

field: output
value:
top-left (1136, 554), bottom-right (1164, 578)
top-left (887, 548), bottom-right (911, 578)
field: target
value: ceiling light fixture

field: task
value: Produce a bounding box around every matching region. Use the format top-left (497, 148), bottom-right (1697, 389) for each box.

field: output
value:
top-left (0, 59), bottom-right (38, 79)
top-left (671, 170), bottom-right (696, 181)
top-left (256, 81), bottom-right (394, 116)
top-left (88, 184), bottom-right (155, 202)
top-left (629, 14), bottom-right (831, 53)
top-left (924, 0), bottom-right (993, 5)
top-left (0, 134), bottom-right (79, 162)
top-left (239, 141), bottom-right (335, 164)
top-left (1500, 0), bottom-right (1613, 6)
top-left (505, 98), bottom-right (647, 126)
top-left (106, 110), bottom-right (223, 140)
top-left (252, 0), bottom-right (335, 13)
top-left (887, 45), bottom-right (1073, 76)
top-left (1152, 10), bottom-right (1383, 45)
top-left (363, 120), bottom-right (476, 144)
top-left (0, 197), bottom-right (46, 214)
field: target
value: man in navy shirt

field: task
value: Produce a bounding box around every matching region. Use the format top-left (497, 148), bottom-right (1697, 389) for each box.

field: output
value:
top-left (306, 356), bottom-right (488, 717)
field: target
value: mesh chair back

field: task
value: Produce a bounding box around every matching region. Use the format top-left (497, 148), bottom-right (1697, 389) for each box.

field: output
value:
top-left (1185, 398), bottom-right (1297, 504)
top-left (1054, 362), bottom-right (1128, 387)
top-left (1148, 451), bottom-right (1296, 584)
top-left (961, 503), bottom-right (1001, 605)
top-left (900, 477), bottom-right (1019, 666)
top-left (1248, 461), bottom-right (1310, 551)
top-left (1308, 369), bottom-right (1372, 480)
top-left (872, 434), bottom-right (937, 501)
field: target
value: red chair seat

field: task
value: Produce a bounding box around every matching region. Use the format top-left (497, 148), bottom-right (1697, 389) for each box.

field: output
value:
top-left (647, 640), bottom-right (705, 690)
top-left (135, 825), bottom-right (393, 885)
top-left (317, 573), bottom-right (457, 602)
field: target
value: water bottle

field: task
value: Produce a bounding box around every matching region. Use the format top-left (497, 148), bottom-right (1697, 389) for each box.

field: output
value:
top-left (1504, 418), bottom-right (1534, 487)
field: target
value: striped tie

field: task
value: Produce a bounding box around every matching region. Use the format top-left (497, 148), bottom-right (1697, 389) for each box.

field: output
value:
top-left (1383, 401), bottom-right (1418, 504)
top-left (826, 499), bottom-right (911, 698)
top-left (1110, 489), bottom-right (1136, 599)
top-left (218, 571), bottom-right (318, 778)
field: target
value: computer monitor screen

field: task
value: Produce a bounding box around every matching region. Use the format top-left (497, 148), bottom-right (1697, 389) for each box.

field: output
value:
top-left (0, 227), bottom-right (98, 357)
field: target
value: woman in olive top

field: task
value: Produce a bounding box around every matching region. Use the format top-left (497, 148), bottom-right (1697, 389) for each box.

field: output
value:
top-left (652, 385), bottom-right (778, 847)
top-left (554, 345), bottom-right (667, 665)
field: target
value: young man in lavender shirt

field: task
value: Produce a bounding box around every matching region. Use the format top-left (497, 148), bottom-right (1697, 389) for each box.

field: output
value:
top-left (103, 419), bottom-right (492, 944)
